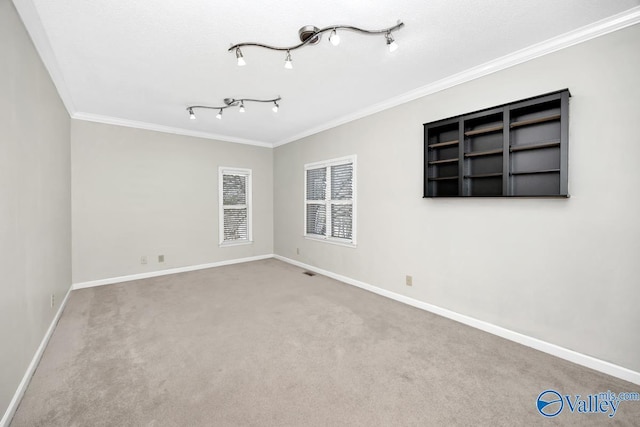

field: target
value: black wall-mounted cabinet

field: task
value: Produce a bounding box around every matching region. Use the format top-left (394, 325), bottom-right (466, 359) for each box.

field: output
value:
top-left (424, 89), bottom-right (570, 197)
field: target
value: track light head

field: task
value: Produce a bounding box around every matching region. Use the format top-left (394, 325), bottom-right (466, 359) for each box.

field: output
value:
top-left (284, 51), bottom-right (293, 69)
top-left (239, 102), bottom-right (245, 113)
top-left (216, 109), bottom-right (223, 119)
top-left (188, 108), bottom-right (196, 120)
top-left (272, 101), bottom-right (279, 113)
top-left (236, 48), bottom-right (246, 66)
top-left (329, 29), bottom-right (340, 46)
top-left (386, 32), bottom-right (398, 52)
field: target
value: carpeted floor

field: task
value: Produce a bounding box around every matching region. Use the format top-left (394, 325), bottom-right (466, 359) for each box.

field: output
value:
top-left (10, 259), bottom-right (640, 426)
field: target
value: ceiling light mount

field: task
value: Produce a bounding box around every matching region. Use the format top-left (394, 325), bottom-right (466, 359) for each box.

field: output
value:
top-left (229, 20), bottom-right (404, 65)
top-left (298, 25), bottom-right (322, 45)
top-left (186, 96), bottom-right (282, 120)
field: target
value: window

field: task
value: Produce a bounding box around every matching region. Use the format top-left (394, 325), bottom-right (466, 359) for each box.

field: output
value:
top-left (219, 167), bottom-right (252, 246)
top-left (304, 156), bottom-right (356, 246)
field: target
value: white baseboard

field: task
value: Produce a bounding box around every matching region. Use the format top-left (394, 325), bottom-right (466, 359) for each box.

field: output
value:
top-left (5, 252), bottom-right (636, 427)
top-left (0, 285), bottom-right (73, 427)
top-left (72, 254), bottom-right (275, 290)
top-left (2, 254), bottom-right (275, 425)
top-left (274, 255), bottom-right (640, 386)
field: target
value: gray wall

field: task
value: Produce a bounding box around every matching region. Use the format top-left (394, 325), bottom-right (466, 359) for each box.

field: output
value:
top-left (274, 24), bottom-right (640, 372)
top-left (0, 0), bottom-right (71, 418)
top-left (72, 121), bottom-right (274, 283)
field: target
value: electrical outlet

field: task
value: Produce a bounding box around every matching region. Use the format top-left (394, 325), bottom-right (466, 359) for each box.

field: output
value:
top-left (406, 275), bottom-right (413, 286)
top-left (141, 256), bottom-right (148, 265)
top-left (158, 255), bottom-right (165, 263)
top-left (50, 293), bottom-right (55, 308)
top-left (296, 248), bottom-right (300, 255)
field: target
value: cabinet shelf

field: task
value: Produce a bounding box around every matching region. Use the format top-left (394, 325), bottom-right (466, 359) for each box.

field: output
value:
top-left (464, 125), bottom-right (503, 137)
top-left (428, 175), bottom-right (458, 181)
top-left (510, 140), bottom-right (560, 152)
top-left (510, 114), bottom-right (561, 129)
top-left (428, 158), bottom-right (459, 165)
top-left (464, 172), bottom-right (502, 179)
top-left (428, 139), bottom-right (459, 148)
top-left (465, 148), bottom-right (503, 158)
top-left (510, 169), bottom-right (560, 176)
top-left (424, 89), bottom-right (569, 197)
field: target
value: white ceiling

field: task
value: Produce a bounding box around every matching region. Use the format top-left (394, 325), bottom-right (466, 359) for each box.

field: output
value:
top-left (15, 0), bottom-right (640, 147)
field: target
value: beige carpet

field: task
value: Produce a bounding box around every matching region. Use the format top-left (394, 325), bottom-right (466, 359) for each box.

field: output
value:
top-left (10, 259), bottom-right (640, 426)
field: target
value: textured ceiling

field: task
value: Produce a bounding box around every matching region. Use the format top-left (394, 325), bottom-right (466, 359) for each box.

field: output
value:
top-left (15, 0), bottom-right (640, 146)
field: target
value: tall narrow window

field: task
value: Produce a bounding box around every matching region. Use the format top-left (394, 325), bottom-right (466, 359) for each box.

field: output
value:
top-left (304, 156), bottom-right (356, 246)
top-left (219, 167), bottom-right (252, 246)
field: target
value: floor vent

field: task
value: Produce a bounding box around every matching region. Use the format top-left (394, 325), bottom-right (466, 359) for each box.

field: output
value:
top-left (303, 271), bottom-right (316, 277)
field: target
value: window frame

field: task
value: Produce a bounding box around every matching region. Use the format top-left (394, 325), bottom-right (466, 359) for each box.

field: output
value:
top-left (219, 166), bottom-right (253, 247)
top-left (304, 155), bottom-right (357, 247)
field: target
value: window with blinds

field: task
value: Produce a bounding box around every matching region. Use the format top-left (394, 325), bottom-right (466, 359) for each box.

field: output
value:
top-left (219, 167), bottom-right (252, 245)
top-left (304, 156), bottom-right (356, 246)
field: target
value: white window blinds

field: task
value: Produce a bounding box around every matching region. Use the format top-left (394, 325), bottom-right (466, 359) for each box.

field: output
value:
top-left (304, 156), bottom-right (356, 245)
top-left (219, 167), bottom-right (252, 245)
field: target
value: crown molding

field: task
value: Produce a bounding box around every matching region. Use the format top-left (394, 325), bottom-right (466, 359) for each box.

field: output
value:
top-left (12, 0), bottom-right (77, 116)
top-left (14, 0), bottom-right (272, 148)
top-left (273, 6), bottom-right (640, 147)
top-left (15, 0), bottom-right (639, 149)
top-left (71, 112), bottom-right (273, 148)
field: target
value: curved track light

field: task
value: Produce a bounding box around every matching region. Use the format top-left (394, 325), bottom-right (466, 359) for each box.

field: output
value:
top-left (228, 21), bottom-right (404, 66)
top-left (186, 96), bottom-right (282, 120)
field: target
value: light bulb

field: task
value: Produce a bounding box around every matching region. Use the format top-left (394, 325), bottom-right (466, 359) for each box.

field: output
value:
top-left (216, 109), bottom-right (223, 119)
top-left (386, 33), bottom-right (398, 52)
top-left (236, 48), bottom-right (246, 66)
top-left (284, 51), bottom-right (293, 69)
top-left (239, 103), bottom-right (245, 113)
top-left (188, 108), bottom-right (196, 120)
top-left (329, 29), bottom-right (340, 46)
top-left (272, 102), bottom-right (279, 113)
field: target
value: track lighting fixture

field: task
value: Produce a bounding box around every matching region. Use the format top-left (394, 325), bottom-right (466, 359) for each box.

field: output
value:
top-left (186, 96), bottom-right (281, 121)
top-left (229, 21), bottom-right (404, 66)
